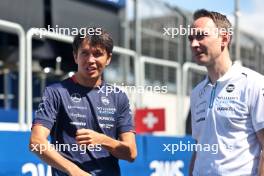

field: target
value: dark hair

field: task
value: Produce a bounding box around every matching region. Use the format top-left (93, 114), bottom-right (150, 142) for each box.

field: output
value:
top-left (193, 9), bottom-right (232, 48)
top-left (72, 27), bottom-right (114, 56)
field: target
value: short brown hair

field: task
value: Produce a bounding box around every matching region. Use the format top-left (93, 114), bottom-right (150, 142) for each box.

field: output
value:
top-left (193, 9), bottom-right (232, 48)
top-left (72, 27), bottom-right (113, 56)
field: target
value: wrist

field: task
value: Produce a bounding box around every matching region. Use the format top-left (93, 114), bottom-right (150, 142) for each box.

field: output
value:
top-left (66, 164), bottom-right (79, 175)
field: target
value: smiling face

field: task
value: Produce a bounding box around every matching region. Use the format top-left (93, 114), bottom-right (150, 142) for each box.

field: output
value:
top-left (74, 38), bottom-right (111, 83)
top-left (189, 17), bottom-right (224, 67)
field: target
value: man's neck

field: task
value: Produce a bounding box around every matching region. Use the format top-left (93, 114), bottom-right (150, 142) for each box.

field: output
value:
top-left (74, 73), bottom-right (102, 88)
top-left (207, 52), bottom-right (232, 84)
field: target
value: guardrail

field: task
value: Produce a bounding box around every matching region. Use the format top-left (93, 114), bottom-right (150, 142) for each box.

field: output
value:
top-left (0, 19), bottom-right (26, 130)
top-left (141, 56), bottom-right (182, 134)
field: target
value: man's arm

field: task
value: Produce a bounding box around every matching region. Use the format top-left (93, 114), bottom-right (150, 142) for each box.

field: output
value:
top-left (256, 129), bottom-right (264, 176)
top-left (76, 129), bottom-right (137, 162)
top-left (30, 125), bottom-right (91, 176)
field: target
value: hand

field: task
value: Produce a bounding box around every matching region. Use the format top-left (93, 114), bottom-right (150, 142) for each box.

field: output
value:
top-left (68, 166), bottom-right (92, 176)
top-left (76, 129), bottom-right (105, 145)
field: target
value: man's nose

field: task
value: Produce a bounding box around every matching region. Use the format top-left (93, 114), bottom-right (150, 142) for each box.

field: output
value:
top-left (190, 38), bottom-right (200, 48)
top-left (87, 55), bottom-right (96, 62)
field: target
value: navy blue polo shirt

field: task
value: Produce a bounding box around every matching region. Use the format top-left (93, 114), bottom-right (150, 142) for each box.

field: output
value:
top-left (33, 76), bottom-right (134, 176)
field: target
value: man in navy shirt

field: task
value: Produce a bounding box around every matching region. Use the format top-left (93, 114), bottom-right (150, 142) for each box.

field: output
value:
top-left (29, 28), bottom-right (137, 176)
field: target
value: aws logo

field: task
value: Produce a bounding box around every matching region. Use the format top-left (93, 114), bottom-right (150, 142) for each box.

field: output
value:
top-left (22, 163), bottom-right (51, 176)
top-left (150, 160), bottom-right (184, 176)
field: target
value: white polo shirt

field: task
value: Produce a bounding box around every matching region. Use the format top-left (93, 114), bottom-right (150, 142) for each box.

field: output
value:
top-left (191, 62), bottom-right (264, 175)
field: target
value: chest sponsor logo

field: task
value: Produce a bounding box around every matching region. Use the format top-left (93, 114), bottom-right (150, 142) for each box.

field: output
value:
top-left (70, 93), bottom-right (82, 103)
top-left (69, 112), bottom-right (86, 119)
top-left (97, 107), bottom-right (116, 114)
top-left (226, 84), bottom-right (235, 93)
top-left (216, 106), bottom-right (235, 111)
top-left (67, 105), bottom-right (87, 110)
top-left (217, 96), bottom-right (238, 100)
top-left (99, 123), bottom-right (114, 129)
top-left (70, 121), bottom-right (86, 127)
top-left (101, 96), bottom-right (110, 106)
top-left (98, 116), bottom-right (115, 122)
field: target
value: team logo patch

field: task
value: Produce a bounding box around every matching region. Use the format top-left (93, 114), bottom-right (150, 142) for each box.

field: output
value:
top-left (70, 93), bottom-right (82, 103)
top-left (42, 96), bottom-right (48, 101)
top-left (101, 96), bottom-right (110, 106)
top-left (226, 84), bottom-right (235, 93)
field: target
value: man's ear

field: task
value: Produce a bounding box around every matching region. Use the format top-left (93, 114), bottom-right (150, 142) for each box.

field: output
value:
top-left (221, 32), bottom-right (230, 47)
top-left (106, 53), bottom-right (112, 66)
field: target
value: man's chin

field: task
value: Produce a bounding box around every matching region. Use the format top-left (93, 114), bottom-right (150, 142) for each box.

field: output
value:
top-left (193, 57), bottom-right (207, 66)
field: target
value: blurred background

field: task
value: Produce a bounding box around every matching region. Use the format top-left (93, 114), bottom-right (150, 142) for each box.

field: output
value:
top-left (0, 0), bottom-right (263, 175)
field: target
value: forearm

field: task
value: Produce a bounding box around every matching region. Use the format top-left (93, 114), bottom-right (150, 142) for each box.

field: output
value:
top-left (101, 134), bottom-right (136, 162)
top-left (30, 139), bottom-right (85, 175)
top-left (259, 150), bottom-right (264, 176)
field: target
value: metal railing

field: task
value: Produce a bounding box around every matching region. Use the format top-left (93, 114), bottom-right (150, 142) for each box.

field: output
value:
top-left (182, 62), bottom-right (207, 129)
top-left (26, 28), bottom-right (74, 129)
top-left (0, 19), bottom-right (26, 131)
top-left (141, 56), bottom-right (182, 134)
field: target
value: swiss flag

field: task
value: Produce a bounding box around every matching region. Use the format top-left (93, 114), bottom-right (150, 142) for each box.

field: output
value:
top-left (135, 108), bottom-right (165, 133)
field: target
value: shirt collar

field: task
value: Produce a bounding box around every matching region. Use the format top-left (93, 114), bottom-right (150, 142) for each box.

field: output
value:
top-left (202, 61), bottom-right (241, 87)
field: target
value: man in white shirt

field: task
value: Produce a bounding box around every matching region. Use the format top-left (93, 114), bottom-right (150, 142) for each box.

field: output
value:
top-left (188, 9), bottom-right (264, 176)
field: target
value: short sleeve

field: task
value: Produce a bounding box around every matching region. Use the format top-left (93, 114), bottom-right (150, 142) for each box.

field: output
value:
top-left (32, 87), bottom-right (60, 130)
top-left (116, 92), bottom-right (135, 134)
top-left (251, 77), bottom-right (264, 132)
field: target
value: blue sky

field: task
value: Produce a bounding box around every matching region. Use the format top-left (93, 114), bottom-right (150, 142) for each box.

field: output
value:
top-left (162, 0), bottom-right (264, 38)
top-left (163, 0), bottom-right (253, 15)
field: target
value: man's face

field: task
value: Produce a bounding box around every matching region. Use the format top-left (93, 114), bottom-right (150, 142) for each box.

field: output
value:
top-left (74, 39), bottom-right (111, 80)
top-left (188, 17), bottom-right (223, 66)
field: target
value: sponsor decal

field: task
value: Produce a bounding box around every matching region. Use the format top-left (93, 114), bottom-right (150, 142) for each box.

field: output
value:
top-left (67, 105), bottom-right (87, 110)
top-left (217, 96), bottom-right (238, 100)
top-left (101, 96), bottom-right (110, 106)
top-left (97, 107), bottom-right (116, 114)
top-left (35, 103), bottom-right (45, 113)
top-left (195, 101), bottom-right (207, 109)
top-left (69, 113), bottom-right (86, 119)
top-left (216, 106), bottom-right (235, 111)
top-left (70, 121), bottom-right (86, 126)
top-left (226, 84), bottom-right (235, 93)
top-left (99, 123), bottom-right (114, 129)
top-left (196, 117), bottom-right (205, 123)
top-left (42, 96), bottom-right (48, 101)
top-left (98, 116), bottom-right (115, 122)
top-left (70, 93), bottom-right (82, 103)
top-left (195, 109), bottom-right (206, 115)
